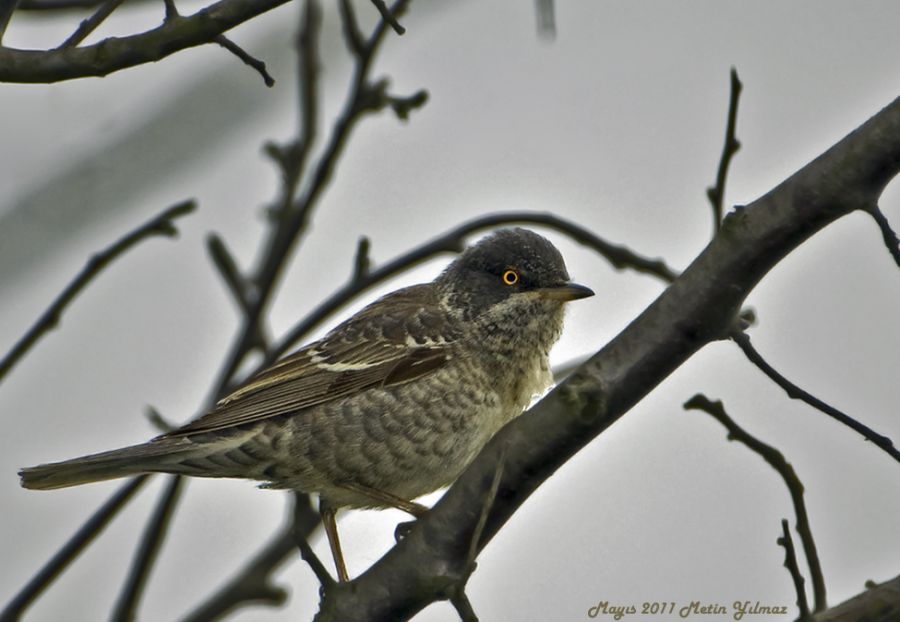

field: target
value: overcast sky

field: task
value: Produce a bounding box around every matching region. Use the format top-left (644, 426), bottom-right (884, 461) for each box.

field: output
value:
top-left (1, 1), bottom-right (899, 621)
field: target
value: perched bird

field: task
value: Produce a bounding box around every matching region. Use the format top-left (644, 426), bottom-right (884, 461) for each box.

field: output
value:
top-left (20, 227), bottom-right (593, 581)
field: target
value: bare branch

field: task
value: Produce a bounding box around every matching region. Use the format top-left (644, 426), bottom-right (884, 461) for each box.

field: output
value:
top-left (263, 0), bottom-right (321, 220)
top-left (707, 67), bottom-right (743, 233)
top-left (56, 0), bottom-right (126, 48)
top-left (732, 330), bottom-right (900, 464)
top-left (778, 519), bottom-right (812, 621)
top-left (0, 477), bottom-right (150, 621)
top-left (683, 394), bottom-right (826, 612)
top-left (338, 0), bottom-right (365, 58)
top-left (207, 233), bottom-right (253, 314)
top-left (296, 532), bottom-right (335, 589)
top-left (0, 200), bottom-right (195, 383)
top-left (0, 0), bottom-right (292, 83)
top-left (214, 34), bottom-right (275, 87)
top-left (110, 475), bottom-right (185, 622)
top-left (867, 204), bottom-right (900, 268)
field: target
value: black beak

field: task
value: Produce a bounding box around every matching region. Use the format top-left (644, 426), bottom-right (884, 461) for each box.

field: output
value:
top-left (535, 282), bottom-right (595, 302)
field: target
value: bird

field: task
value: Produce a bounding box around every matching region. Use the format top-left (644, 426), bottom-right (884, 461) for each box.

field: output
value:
top-left (19, 227), bottom-right (593, 582)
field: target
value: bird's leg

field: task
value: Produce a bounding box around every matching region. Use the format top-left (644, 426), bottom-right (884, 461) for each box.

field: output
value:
top-left (337, 481), bottom-right (428, 516)
top-left (319, 498), bottom-right (350, 582)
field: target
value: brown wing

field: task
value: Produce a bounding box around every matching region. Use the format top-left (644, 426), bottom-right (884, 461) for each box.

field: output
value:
top-left (166, 284), bottom-right (456, 437)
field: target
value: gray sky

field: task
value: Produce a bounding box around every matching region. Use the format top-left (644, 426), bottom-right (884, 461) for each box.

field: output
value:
top-left (1, 1), bottom-right (899, 621)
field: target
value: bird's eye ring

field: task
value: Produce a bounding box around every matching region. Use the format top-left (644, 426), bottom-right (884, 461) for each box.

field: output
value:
top-left (502, 269), bottom-right (519, 286)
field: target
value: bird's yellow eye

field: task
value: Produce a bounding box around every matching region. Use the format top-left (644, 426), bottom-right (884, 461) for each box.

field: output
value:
top-left (502, 269), bottom-right (519, 286)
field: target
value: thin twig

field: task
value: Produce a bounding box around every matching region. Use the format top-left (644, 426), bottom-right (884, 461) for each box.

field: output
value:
top-left (707, 67), bottom-right (742, 233)
top-left (56, 0), bottom-right (126, 48)
top-left (296, 532), bottom-right (334, 588)
top-left (262, 0), bottom-right (321, 224)
top-left (468, 446), bottom-right (506, 565)
top-left (110, 476), bottom-right (185, 622)
top-left (683, 394), bottom-right (826, 612)
top-left (447, 448), bottom-right (505, 622)
top-left (162, 0), bottom-right (177, 20)
top-left (369, 0), bottom-right (404, 35)
top-left (0, 200), bottom-right (195, 384)
top-left (732, 331), bottom-right (900, 464)
top-left (207, 233), bottom-right (253, 314)
top-left (352, 236), bottom-right (371, 283)
top-left (449, 591), bottom-right (478, 622)
top-left (0, 477), bottom-right (150, 621)
top-left (181, 493), bottom-right (320, 622)
top-left (338, 0), bottom-right (365, 57)
top-left (778, 519), bottom-right (812, 621)
top-left (384, 88), bottom-right (428, 120)
top-left (214, 34), bottom-right (275, 87)
top-left (0, 0), bottom-right (21, 44)
top-left (144, 406), bottom-right (177, 433)
top-left (867, 204), bottom-right (900, 268)
top-left (269, 212), bottom-right (677, 365)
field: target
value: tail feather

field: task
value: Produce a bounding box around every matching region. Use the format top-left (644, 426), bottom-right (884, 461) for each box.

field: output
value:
top-left (19, 438), bottom-right (194, 490)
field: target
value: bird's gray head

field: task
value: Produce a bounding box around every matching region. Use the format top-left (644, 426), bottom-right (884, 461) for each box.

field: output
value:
top-left (437, 228), bottom-right (593, 319)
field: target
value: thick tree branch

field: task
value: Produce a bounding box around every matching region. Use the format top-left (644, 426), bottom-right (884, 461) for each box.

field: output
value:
top-left (0, 0), bottom-right (291, 82)
top-left (812, 573), bottom-right (900, 622)
top-left (0, 200), bottom-right (195, 383)
top-left (312, 95), bottom-right (900, 620)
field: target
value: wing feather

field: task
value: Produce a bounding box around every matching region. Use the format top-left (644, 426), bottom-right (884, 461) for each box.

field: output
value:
top-left (166, 285), bottom-right (454, 437)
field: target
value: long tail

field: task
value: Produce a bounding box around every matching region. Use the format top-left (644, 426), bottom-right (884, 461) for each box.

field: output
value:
top-left (20, 437), bottom-right (197, 490)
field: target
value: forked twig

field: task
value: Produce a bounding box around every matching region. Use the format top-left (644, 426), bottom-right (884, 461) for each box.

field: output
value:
top-left (56, 0), bottom-right (126, 48)
top-left (778, 519), bottom-right (811, 621)
top-left (683, 394), bottom-right (826, 612)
